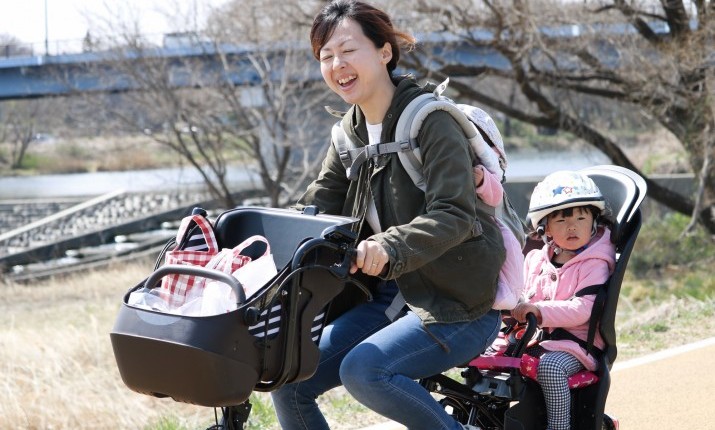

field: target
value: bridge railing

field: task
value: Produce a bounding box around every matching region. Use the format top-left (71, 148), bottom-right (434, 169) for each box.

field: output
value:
top-left (1, 38), bottom-right (89, 59)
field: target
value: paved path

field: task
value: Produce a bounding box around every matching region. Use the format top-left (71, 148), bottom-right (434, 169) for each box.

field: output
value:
top-left (605, 337), bottom-right (715, 429)
top-left (360, 337), bottom-right (715, 430)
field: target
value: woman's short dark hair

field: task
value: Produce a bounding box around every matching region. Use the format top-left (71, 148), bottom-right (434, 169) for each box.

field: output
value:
top-left (310, 0), bottom-right (415, 75)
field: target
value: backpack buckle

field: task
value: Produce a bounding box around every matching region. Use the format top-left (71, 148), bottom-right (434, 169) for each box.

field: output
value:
top-left (398, 139), bottom-right (416, 152)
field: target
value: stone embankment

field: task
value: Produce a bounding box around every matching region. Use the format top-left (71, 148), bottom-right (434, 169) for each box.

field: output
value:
top-left (0, 191), bottom-right (207, 257)
top-left (0, 190), bottom-right (227, 279)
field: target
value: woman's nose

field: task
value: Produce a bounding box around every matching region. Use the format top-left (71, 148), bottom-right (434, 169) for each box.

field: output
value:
top-left (332, 55), bottom-right (345, 68)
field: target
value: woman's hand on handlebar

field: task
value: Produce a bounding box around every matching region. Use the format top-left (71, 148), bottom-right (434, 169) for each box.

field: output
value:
top-left (511, 303), bottom-right (542, 325)
top-left (351, 240), bottom-right (389, 276)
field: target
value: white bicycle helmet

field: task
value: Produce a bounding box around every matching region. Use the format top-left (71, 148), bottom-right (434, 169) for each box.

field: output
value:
top-left (528, 170), bottom-right (605, 231)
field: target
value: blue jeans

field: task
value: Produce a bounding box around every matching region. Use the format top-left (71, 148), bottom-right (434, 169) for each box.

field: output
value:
top-left (271, 281), bottom-right (501, 430)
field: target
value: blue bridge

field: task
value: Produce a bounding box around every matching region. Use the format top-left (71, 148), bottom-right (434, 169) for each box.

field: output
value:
top-left (0, 20), bottom-right (683, 101)
top-left (0, 33), bottom-right (510, 101)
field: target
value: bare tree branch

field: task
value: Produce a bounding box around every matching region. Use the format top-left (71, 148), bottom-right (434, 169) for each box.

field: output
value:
top-left (404, 0), bottom-right (715, 234)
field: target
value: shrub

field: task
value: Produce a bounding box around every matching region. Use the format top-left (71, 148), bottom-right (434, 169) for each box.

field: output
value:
top-left (629, 213), bottom-right (714, 274)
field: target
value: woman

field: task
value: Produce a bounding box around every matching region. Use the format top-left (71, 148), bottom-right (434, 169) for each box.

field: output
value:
top-left (270, 2), bottom-right (505, 429)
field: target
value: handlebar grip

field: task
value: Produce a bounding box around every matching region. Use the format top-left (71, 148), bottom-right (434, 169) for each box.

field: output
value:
top-left (513, 312), bottom-right (539, 357)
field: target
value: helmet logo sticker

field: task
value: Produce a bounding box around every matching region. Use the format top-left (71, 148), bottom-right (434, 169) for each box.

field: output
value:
top-left (552, 186), bottom-right (573, 196)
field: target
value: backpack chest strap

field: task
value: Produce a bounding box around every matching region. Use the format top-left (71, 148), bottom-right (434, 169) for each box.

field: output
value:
top-left (336, 136), bottom-right (417, 181)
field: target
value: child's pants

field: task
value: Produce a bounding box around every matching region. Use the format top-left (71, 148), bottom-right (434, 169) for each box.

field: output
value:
top-left (527, 347), bottom-right (585, 430)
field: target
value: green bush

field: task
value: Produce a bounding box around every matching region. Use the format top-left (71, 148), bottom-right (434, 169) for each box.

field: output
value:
top-left (244, 394), bottom-right (279, 429)
top-left (626, 213), bottom-right (715, 301)
top-left (629, 213), bottom-right (714, 273)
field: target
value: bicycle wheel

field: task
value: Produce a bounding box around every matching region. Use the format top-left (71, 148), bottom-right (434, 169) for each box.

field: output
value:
top-left (602, 413), bottom-right (618, 430)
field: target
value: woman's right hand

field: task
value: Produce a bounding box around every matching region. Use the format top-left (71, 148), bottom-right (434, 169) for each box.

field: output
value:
top-left (350, 240), bottom-right (389, 276)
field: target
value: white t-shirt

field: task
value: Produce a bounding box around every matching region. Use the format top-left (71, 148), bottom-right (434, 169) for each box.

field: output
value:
top-left (365, 122), bottom-right (382, 233)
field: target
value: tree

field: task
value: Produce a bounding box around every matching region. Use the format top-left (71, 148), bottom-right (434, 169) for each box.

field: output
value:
top-left (0, 34), bottom-right (32, 58)
top-left (0, 100), bottom-right (47, 169)
top-left (77, 0), bottom-right (334, 208)
top-left (403, 0), bottom-right (715, 234)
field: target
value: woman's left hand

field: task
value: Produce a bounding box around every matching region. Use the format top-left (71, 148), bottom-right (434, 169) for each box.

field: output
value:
top-left (351, 240), bottom-right (389, 276)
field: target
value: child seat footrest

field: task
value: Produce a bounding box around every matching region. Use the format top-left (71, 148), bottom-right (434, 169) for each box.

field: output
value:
top-left (468, 355), bottom-right (521, 370)
top-left (520, 354), bottom-right (599, 388)
top-left (469, 354), bottom-right (599, 389)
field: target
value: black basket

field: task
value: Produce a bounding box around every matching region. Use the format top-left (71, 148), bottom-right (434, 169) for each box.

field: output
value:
top-left (110, 206), bottom-right (357, 407)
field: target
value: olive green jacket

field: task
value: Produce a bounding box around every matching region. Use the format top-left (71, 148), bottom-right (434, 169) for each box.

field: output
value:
top-left (297, 77), bottom-right (505, 323)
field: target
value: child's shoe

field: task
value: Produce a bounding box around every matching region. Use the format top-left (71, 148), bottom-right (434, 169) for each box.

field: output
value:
top-left (461, 424), bottom-right (482, 430)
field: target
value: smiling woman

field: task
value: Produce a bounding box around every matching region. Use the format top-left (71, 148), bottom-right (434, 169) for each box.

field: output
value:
top-left (270, 1), bottom-right (507, 429)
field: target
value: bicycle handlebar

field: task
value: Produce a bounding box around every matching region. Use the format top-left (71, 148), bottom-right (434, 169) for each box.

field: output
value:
top-left (512, 312), bottom-right (539, 358)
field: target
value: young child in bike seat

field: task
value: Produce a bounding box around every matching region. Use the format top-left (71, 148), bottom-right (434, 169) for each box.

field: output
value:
top-left (512, 170), bottom-right (616, 430)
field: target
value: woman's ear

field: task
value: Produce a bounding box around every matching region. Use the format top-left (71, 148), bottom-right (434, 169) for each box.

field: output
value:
top-left (380, 42), bottom-right (393, 65)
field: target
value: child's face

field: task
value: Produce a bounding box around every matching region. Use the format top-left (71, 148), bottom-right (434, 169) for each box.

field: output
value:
top-left (545, 206), bottom-right (594, 251)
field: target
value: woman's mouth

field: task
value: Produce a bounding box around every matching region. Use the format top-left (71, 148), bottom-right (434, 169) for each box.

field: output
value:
top-left (338, 75), bottom-right (356, 87)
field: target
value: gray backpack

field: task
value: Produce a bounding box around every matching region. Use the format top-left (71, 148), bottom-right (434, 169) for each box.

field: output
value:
top-left (331, 78), bottom-right (527, 248)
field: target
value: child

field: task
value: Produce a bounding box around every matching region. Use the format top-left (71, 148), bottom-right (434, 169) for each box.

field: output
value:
top-left (511, 170), bottom-right (616, 430)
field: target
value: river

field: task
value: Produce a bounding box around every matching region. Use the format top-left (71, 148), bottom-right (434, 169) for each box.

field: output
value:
top-left (0, 150), bottom-right (609, 200)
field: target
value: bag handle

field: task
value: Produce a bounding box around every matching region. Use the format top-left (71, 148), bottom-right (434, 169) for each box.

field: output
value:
top-left (176, 214), bottom-right (218, 254)
top-left (233, 235), bottom-right (271, 257)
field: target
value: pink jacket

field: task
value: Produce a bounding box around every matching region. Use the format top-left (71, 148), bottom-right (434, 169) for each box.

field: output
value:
top-left (475, 165), bottom-right (525, 310)
top-left (523, 227), bottom-right (616, 370)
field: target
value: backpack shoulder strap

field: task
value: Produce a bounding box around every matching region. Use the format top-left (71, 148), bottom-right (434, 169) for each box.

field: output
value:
top-left (394, 93), bottom-right (480, 191)
top-left (393, 93), bottom-right (437, 191)
top-left (395, 78), bottom-right (501, 192)
top-left (331, 121), bottom-right (356, 179)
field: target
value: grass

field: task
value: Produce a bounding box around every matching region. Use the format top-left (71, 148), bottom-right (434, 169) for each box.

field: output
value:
top-left (0, 258), bottom-right (387, 430)
top-left (0, 260), bottom-right (208, 430)
top-left (1, 136), bottom-right (182, 175)
top-left (1, 213), bottom-right (714, 429)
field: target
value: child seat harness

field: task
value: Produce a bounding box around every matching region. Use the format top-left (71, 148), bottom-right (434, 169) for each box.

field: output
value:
top-left (330, 78), bottom-right (527, 248)
top-left (545, 282), bottom-right (607, 357)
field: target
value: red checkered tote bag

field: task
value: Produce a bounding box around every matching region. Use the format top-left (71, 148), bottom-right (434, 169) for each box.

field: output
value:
top-left (203, 235), bottom-right (267, 275)
top-left (160, 214), bottom-right (220, 307)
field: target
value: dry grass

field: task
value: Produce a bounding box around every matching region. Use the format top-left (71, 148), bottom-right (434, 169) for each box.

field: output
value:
top-left (0, 260), bottom-right (209, 430)
top-left (0, 259), bottom-right (388, 430)
top-left (1, 259), bottom-right (713, 429)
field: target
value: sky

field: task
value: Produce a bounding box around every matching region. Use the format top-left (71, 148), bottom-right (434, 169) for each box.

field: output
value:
top-left (0, 0), bottom-right (229, 48)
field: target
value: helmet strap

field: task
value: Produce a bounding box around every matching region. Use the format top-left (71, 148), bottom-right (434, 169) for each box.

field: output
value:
top-left (591, 217), bottom-right (599, 236)
top-left (553, 242), bottom-right (588, 256)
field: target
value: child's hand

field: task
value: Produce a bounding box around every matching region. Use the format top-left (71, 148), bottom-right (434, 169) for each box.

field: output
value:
top-left (512, 303), bottom-right (542, 325)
